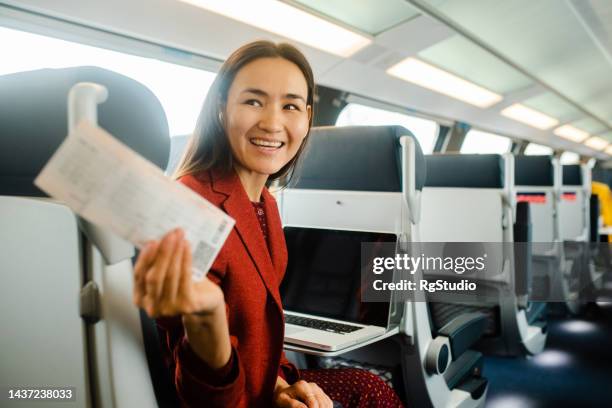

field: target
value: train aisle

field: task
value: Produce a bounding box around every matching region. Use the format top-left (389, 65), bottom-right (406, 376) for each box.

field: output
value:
top-left (484, 304), bottom-right (612, 408)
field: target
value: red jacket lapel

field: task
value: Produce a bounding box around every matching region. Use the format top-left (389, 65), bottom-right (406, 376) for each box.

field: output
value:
top-left (209, 169), bottom-right (284, 314)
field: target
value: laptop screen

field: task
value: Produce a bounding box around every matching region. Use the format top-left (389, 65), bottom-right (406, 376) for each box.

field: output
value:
top-left (281, 226), bottom-right (396, 327)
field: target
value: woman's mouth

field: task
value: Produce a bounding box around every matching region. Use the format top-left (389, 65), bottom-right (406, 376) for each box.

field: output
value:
top-left (250, 138), bottom-right (284, 149)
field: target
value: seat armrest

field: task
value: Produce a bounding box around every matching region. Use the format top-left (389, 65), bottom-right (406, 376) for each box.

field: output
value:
top-left (437, 312), bottom-right (487, 360)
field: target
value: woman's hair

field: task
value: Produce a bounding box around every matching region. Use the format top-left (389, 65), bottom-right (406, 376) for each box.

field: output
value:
top-left (172, 40), bottom-right (315, 186)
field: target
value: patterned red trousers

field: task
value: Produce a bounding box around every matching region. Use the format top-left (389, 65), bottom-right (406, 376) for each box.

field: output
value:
top-left (300, 368), bottom-right (404, 408)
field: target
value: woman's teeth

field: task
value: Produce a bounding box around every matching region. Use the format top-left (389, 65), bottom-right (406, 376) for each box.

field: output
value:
top-left (250, 139), bottom-right (283, 148)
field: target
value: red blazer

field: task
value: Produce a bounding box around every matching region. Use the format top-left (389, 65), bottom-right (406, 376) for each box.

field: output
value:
top-left (156, 169), bottom-right (298, 407)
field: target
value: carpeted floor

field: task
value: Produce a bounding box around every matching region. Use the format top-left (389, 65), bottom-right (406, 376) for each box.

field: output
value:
top-left (484, 303), bottom-right (612, 408)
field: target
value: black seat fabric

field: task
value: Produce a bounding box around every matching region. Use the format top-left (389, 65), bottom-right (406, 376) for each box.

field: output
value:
top-left (513, 201), bottom-right (532, 297)
top-left (0, 66), bottom-right (170, 196)
top-left (592, 168), bottom-right (612, 188)
top-left (424, 154), bottom-right (504, 188)
top-left (514, 155), bottom-right (553, 186)
top-left (291, 125), bottom-right (425, 192)
top-left (139, 310), bottom-right (181, 407)
top-left (562, 165), bottom-right (582, 186)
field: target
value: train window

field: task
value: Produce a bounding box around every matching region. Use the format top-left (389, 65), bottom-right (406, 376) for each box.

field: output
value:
top-left (460, 129), bottom-right (511, 154)
top-left (0, 26), bottom-right (216, 137)
top-left (560, 151), bottom-right (580, 164)
top-left (525, 143), bottom-right (554, 156)
top-left (336, 103), bottom-right (438, 153)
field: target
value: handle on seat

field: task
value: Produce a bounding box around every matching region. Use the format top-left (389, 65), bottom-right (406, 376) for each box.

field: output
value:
top-left (68, 82), bottom-right (108, 132)
top-left (67, 82), bottom-right (134, 264)
top-left (400, 135), bottom-right (420, 225)
top-left (502, 153), bottom-right (516, 219)
top-left (437, 312), bottom-right (488, 362)
top-left (425, 312), bottom-right (487, 375)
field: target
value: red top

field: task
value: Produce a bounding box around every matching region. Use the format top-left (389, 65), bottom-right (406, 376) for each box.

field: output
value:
top-left (252, 200), bottom-right (269, 246)
top-left (156, 169), bottom-right (299, 407)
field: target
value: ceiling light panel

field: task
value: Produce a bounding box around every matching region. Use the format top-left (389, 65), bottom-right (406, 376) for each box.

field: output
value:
top-left (387, 57), bottom-right (503, 108)
top-left (500, 103), bottom-right (559, 130)
top-left (584, 136), bottom-right (609, 150)
top-left (179, 0), bottom-right (371, 57)
top-left (554, 124), bottom-right (590, 143)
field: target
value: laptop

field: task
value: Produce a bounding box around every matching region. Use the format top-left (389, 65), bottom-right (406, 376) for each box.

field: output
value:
top-left (281, 226), bottom-right (396, 351)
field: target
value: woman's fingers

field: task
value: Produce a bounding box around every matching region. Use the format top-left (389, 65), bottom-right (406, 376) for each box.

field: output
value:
top-left (293, 381), bottom-right (318, 408)
top-left (159, 237), bottom-right (185, 313)
top-left (133, 240), bottom-right (159, 306)
top-left (312, 384), bottom-right (332, 408)
top-left (276, 393), bottom-right (307, 408)
top-left (144, 229), bottom-right (181, 315)
top-left (146, 230), bottom-right (178, 305)
top-left (178, 238), bottom-right (193, 301)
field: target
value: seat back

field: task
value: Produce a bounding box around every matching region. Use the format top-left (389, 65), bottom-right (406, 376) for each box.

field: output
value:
top-left (0, 197), bottom-right (89, 406)
top-left (514, 155), bottom-right (559, 244)
top-left (280, 125), bottom-right (425, 237)
top-left (420, 154), bottom-right (514, 286)
top-left (422, 154), bottom-right (547, 356)
top-left (559, 164), bottom-right (590, 241)
top-left (0, 66), bottom-right (171, 407)
top-left (280, 126), bottom-right (491, 407)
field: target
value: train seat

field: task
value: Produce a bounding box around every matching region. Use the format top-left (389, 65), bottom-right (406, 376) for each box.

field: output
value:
top-left (560, 164), bottom-right (590, 242)
top-left (279, 126), bottom-right (488, 408)
top-left (560, 164), bottom-right (606, 295)
top-left (515, 155), bottom-right (579, 314)
top-left (0, 66), bottom-right (173, 407)
top-left (420, 153), bottom-right (547, 356)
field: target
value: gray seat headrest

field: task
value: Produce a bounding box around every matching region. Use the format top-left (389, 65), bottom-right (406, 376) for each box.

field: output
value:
top-left (425, 154), bottom-right (505, 188)
top-left (291, 125), bottom-right (425, 192)
top-left (514, 155), bottom-right (554, 187)
top-left (562, 165), bottom-right (582, 186)
top-left (0, 66), bottom-right (170, 197)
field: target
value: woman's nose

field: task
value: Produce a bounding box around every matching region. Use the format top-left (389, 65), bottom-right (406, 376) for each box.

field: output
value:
top-left (258, 106), bottom-right (283, 133)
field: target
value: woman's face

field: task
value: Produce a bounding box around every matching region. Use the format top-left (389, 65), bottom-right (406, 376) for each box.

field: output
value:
top-left (224, 57), bottom-right (311, 177)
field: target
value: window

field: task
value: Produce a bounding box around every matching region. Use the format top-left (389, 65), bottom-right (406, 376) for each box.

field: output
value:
top-left (560, 151), bottom-right (580, 164)
top-left (336, 103), bottom-right (438, 153)
top-left (460, 129), bottom-right (511, 154)
top-left (525, 143), bottom-right (553, 156)
top-left (0, 26), bottom-right (216, 137)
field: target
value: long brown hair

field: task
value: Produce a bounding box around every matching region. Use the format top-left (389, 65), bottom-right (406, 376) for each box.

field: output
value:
top-left (172, 41), bottom-right (315, 186)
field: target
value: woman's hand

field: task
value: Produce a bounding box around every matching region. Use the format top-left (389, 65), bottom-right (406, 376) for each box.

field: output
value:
top-left (273, 378), bottom-right (333, 408)
top-left (133, 228), bottom-right (224, 318)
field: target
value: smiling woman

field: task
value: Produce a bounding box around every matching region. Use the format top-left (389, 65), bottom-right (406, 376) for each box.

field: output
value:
top-left (172, 41), bottom-right (314, 193)
top-left (223, 57), bottom-right (311, 200)
top-left (135, 40), bottom-right (403, 408)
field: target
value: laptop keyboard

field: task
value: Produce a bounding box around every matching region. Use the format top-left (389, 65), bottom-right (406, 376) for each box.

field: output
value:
top-left (285, 314), bottom-right (362, 334)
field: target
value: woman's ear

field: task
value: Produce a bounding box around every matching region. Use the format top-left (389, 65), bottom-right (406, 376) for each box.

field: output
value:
top-left (306, 105), bottom-right (312, 126)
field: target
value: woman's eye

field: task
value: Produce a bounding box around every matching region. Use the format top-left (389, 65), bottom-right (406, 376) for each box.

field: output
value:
top-left (285, 104), bottom-right (300, 111)
top-left (245, 99), bottom-right (262, 107)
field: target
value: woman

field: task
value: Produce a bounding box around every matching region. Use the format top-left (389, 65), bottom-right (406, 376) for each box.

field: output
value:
top-left (133, 40), bottom-right (403, 408)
